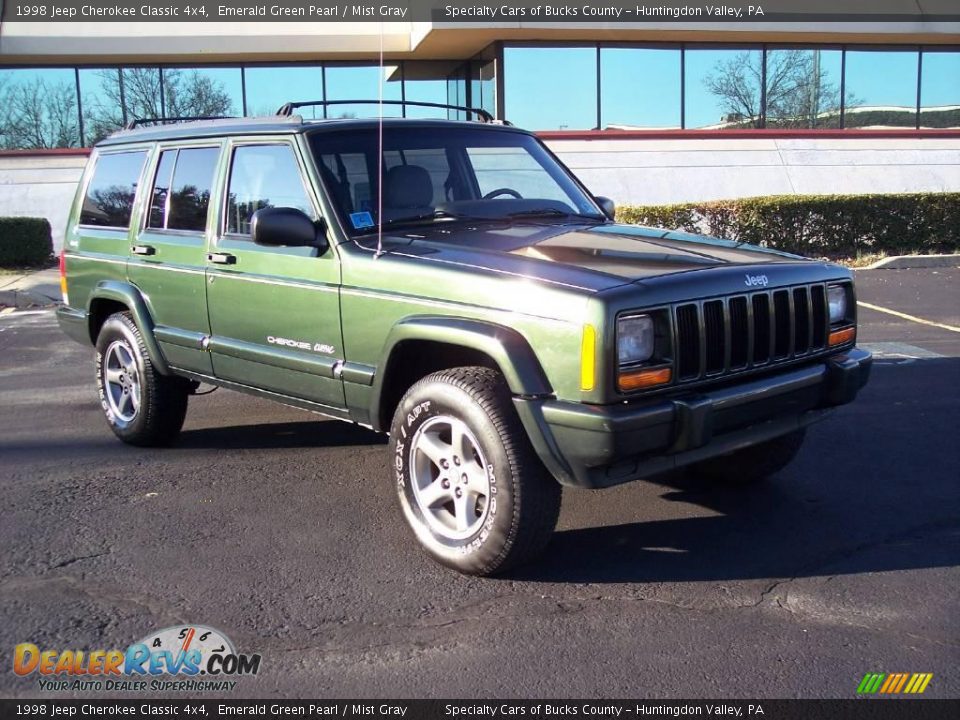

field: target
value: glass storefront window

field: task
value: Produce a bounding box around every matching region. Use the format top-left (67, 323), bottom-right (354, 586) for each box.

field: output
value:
top-left (844, 49), bottom-right (919, 128)
top-left (765, 49), bottom-right (844, 128)
top-left (162, 67), bottom-right (242, 119)
top-left (503, 46), bottom-right (597, 130)
top-left (2, 46), bottom-right (954, 149)
top-left (244, 65), bottom-right (323, 117)
top-left (404, 62), bottom-right (462, 119)
top-left (685, 48), bottom-right (764, 129)
top-left (78, 68), bottom-right (124, 144)
top-left (600, 47), bottom-right (681, 129)
top-left (470, 58), bottom-right (498, 120)
top-left (920, 51), bottom-right (960, 129)
top-left (0, 68), bottom-right (80, 149)
top-left (324, 64), bottom-right (403, 119)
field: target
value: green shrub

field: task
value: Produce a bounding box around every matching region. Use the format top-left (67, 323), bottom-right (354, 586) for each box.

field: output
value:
top-left (616, 193), bottom-right (960, 260)
top-left (0, 217), bottom-right (53, 267)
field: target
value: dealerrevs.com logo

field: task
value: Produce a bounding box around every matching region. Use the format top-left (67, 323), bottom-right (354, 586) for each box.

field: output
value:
top-left (13, 625), bottom-right (261, 692)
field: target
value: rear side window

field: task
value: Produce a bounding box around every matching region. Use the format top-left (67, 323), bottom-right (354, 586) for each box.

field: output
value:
top-left (225, 144), bottom-right (314, 236)
top-left (80, 151), bottom-right (147, 228)
top-left (147, 147), bottom-right (219, 232)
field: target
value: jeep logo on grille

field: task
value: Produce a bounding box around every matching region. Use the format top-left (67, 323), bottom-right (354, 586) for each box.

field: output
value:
top-left (744, 273), bottom-right (769, 287)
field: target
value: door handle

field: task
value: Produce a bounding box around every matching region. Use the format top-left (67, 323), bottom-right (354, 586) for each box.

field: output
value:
top-left (207, 252), bottom-right (237, 265)
top-left (131, 244), bottom-right (156, 256)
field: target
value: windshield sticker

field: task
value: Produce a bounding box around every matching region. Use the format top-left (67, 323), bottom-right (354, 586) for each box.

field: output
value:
top-left (350, 211), bottom-right (375, 229)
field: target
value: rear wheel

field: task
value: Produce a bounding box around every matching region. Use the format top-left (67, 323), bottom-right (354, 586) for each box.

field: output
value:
top-left (689, 428), bottom-right (807, 485)
top-left (389, 366), bottom-right (561, 576)
top-left (94, 312), bottom-right (189, 447)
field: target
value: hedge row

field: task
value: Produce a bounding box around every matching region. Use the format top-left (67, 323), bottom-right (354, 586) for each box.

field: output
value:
top-left (616, 193), bottom-right (960, 260)
top-left (0, 217), bottom-right (53, 267)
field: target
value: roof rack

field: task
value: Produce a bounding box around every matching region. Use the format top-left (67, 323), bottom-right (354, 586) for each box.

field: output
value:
top-left (124, 116), bottom-right (238, 130)
top-left (275, 100), bottom-right (496, 124)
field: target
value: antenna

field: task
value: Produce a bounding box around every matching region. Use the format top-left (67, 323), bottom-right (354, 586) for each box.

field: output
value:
top-left (375, 21), bottom-right (385, 259)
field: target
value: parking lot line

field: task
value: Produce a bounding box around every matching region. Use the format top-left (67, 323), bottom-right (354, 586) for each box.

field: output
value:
top-left (857, 301), bottom-right (960, 334)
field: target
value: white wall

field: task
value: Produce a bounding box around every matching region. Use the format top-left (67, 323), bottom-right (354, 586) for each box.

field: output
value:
top-left (545, 136), bottom-right (960, 206)
top-left (0, 154), bottom-right (86, 252)
top-left (2, 137), bottom-right (959, 252)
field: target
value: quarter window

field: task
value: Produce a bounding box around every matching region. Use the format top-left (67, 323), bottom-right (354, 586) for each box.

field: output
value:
top-left (80, 151), bottom-right (147, 228)
top-left (225, 144), bottom-right (315, 236)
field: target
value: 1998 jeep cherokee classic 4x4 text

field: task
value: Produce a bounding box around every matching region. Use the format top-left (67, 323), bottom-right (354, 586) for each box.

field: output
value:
top-left (58, 102), bottom-right (871, 575)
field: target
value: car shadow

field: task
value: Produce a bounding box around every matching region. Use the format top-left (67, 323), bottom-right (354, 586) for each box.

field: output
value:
top-left (177, 420), bottom-right (386, 450)
top-left (507, 356), bottom-right (960, 584)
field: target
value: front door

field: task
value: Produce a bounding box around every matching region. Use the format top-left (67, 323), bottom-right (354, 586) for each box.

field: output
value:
top-left (205, 138), bottom-right (345, 411)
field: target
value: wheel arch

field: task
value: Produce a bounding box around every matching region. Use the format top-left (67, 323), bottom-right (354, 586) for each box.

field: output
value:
top-left (370, 316), bottom-right (553, 433)
top-left (87, 280), bottom-right (171, 375)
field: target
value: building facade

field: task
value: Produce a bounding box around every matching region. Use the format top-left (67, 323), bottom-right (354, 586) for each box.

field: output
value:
top-left (1, 12), bottom-right (959, 248)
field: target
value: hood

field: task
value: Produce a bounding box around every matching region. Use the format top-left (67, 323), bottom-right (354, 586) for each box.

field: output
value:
top-left (385, 220), bottom-right (808, 291)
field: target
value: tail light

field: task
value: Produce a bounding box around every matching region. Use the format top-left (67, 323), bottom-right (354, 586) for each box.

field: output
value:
top-left (59, 249), bottom-right (69, 305)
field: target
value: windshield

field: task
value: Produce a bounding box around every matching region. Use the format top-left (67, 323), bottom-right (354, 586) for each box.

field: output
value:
top-left (308, 126), bottom-right (605, 236)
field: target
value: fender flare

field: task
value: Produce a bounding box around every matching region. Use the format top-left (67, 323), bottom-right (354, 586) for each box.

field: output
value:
top-left (369, 316), bottom-right (553, 431)
top-left (87, 280), bottom-right (171, 376)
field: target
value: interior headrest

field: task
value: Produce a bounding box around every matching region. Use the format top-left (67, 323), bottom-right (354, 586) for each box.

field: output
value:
top-left (384, 165), bottom-right (433, 208)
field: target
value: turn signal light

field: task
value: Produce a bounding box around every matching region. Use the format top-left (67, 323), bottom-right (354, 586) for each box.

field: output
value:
top-left (828, 326), bottom-right (855, 347)
top-left (580, 324), bottom-right (596, 391)
top-left (618, 367), bottom-right (672, 392)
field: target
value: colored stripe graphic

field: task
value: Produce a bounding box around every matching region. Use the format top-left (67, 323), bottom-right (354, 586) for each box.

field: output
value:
top-left (857, 673), bottom-right (885, 694)
top-left (858, 672), bottom-right (933, 694)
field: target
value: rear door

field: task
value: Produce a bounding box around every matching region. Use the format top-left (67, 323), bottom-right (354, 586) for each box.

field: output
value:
top-left (128, 141), bottom-right (222, 375)
top-left (67, 148), bottom-right (150, 308)
top-left (204, 136), bottom-right (345, 411)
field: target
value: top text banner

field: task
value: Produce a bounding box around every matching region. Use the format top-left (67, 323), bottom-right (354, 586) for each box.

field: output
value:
top-left (4, 0), bottom-right (960, 23)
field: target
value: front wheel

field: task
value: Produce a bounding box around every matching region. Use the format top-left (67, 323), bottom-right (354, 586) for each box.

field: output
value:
top-left (688, 428), bottom-right (807, 485)
top-left (389, 367), bottom-right (561, 576)
top-left (95, 312), bottom-right (190, 447)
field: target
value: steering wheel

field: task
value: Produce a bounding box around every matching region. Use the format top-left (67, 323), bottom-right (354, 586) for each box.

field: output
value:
top-left (483, 188), bottom-right (523, 200)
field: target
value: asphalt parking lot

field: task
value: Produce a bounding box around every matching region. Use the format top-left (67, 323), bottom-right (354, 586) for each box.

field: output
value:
top-left (1, 267), bottom-right (958, 699)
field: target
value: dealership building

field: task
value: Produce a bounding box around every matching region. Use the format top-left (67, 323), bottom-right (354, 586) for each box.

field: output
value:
top-left (1, 6), bottom-right (959, 248)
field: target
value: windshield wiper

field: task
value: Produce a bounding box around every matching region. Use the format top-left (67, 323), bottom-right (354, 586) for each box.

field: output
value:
top-left (506, 208), bottom-right (605, 220)
top-left (378, 209), bottom-right (481, 230)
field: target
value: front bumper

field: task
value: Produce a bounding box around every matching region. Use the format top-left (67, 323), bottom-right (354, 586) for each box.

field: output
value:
top-left (516, 347), bottom-right (872, 488)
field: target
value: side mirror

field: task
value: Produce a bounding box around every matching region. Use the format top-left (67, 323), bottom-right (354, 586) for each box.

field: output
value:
top-left (595, 196), bottom-right (616, 221)
top-left (251, 207), bottom-right (328, 253)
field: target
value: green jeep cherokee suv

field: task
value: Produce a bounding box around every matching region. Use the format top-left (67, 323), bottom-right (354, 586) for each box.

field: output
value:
top-left (57, 104), bottom-right (871, 576)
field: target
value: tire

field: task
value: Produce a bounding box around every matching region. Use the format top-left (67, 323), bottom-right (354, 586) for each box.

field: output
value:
top-left (94, 312), bottom-right (189, 447)
top-left (689, 428), bottom-right (807, 485)
top-left (389, 366), bottom-right (561, 576)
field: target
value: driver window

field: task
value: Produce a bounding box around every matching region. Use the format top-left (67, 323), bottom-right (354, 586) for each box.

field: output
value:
top-left (225, 144), bottom-right (315, 236)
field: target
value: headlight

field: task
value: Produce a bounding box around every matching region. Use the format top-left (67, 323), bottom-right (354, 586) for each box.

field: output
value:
top-left (617, 314), bottom-right (654, 365)
top-left (828, 285), bottom-right (848, 324)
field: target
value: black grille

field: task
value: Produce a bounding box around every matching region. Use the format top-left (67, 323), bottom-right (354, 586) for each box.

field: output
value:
top-left (671, 283), bottom-right (831, 385)
top-left (676, 304), bottom-right (700, 380)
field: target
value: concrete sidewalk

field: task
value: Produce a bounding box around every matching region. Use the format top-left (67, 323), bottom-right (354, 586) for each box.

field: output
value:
top-left (0, 267), bottom-right (61, 309)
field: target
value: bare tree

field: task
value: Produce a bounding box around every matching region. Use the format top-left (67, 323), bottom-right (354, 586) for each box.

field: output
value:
top-left (84, 68), bottom-right (235, 143)
top-left (0, 76), bottom-right (81, 149)
top-left (704, 50), bottom-right (852, 129)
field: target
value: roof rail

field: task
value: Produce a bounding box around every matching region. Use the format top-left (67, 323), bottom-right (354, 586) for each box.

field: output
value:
top-left (275, 100), bottom-right (496, 124)
top-left (124, 116), bottom-right (238, 130)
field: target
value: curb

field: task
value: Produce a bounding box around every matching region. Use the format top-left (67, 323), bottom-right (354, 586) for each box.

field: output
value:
top-left (0, 289), bottom-right (59, 309)
top-left (864, 254), bottom-right (960, 270)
